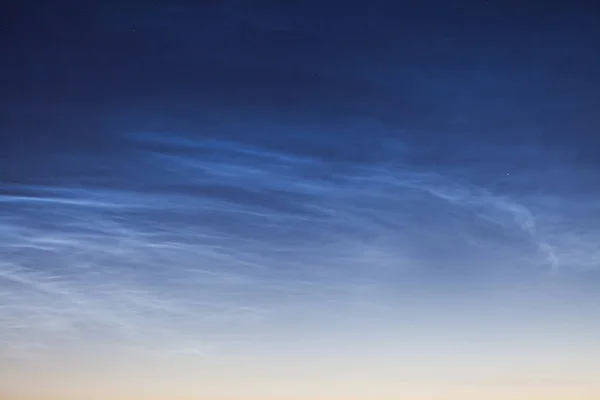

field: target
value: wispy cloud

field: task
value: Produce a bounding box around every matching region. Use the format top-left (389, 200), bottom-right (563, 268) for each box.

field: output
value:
top-left (1, 135), bottom-right (598, 363)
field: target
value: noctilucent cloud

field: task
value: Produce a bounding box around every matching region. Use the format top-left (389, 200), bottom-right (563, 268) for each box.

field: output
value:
top-left (1, 1), bottom-right (600, 399)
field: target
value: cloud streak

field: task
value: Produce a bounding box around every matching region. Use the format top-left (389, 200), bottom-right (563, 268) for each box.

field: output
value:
top-left (1, 134), bottom-right (598, 365)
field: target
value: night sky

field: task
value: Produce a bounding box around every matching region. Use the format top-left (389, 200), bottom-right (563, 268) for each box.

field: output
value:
top-left (1, 1), bottom-right (600, 399)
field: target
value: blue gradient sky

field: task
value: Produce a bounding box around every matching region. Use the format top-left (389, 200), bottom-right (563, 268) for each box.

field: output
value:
top-left (1, 1), bottom-right (600, 399)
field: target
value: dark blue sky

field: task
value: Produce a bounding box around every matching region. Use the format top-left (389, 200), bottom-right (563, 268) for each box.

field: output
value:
top-left (1, 2), bottom-right (600, 398)
top-left (2, 1), bottom-right (599, 169)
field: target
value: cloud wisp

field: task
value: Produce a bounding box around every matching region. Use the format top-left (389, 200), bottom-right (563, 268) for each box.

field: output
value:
top-left (1, 134), bottom-right (598, 363)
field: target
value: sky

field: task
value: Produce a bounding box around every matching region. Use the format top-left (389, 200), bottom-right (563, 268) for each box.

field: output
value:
top-left (1, 1), bottom-right (600, 399)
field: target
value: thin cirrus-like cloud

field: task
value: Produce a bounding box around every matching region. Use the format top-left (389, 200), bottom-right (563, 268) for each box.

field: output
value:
top-left (1, 133), bottom-right (598, 362)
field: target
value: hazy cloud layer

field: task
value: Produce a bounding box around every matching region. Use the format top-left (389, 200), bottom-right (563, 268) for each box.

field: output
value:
top-left (2, 135), bottom-right (598, 362)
